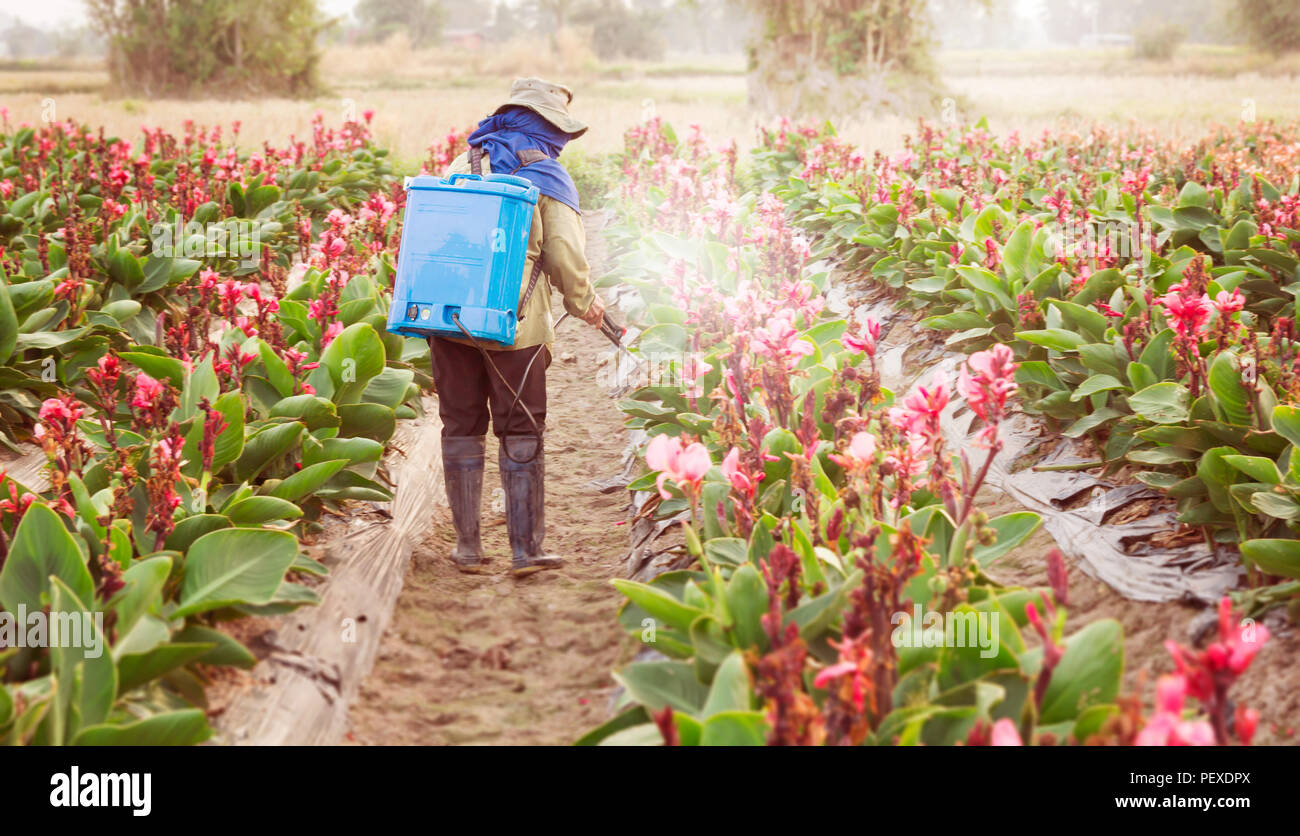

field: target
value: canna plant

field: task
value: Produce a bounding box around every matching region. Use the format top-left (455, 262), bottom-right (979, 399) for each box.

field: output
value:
top-left (0, 112), bottom-right (437, 744)
top-left (747, 116), bottom-right (1300, 616)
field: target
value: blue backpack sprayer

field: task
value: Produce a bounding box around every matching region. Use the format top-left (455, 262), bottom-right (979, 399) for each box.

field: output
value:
top-left (386, 155), bottom-right (625, 461)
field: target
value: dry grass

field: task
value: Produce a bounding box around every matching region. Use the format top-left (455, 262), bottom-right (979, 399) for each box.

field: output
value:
top-left (1, 44), bottom-right (1298, 170)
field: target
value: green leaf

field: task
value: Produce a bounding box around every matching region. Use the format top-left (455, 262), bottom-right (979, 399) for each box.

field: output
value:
top-left (177, 354), bottom-right (220, 422)
top-left (110, 555), bottom-right (173, 637)
top-left (164, 514), bottom-right (231, 552)
top-left (258, 339), bottom-right (296, 397)
top-left (73, 709), bottom-right (211, 746)
top-left (612, 579), bottom-right (704, 634)
top-left (302, 437), bottom-right (384, 468)
top-left (612, 660), bottom-right (709, 714)
top-left (574, 705), bottom-right (650, 746)
top-left (117, 642), bottom-right (215, 694)
top-left (1198, 446), bottom-right (1239, 513)
top-left (1062, 407), bottom-right (1123, 438)
top-left (320, 322), bottom-right (387, 404)
top-left (224, 495), bottom-right (304, 524)
top-left (1271, 405), bottom-right (1300, 449)
top-left (1239, 539), bottom-right (1300, 579)
top-left (50, 577), bottom-right (117, 740)
top-left (1128, 382), bottom-right (1190, 424)
top-left (1070, 374), bottom-right (1125, 402)
top-left (0, 276), bottom-right (17, 365)
top-left (267, 459), bottom-right (349, 503)
top-left (1222, 455), bottom-right (1282, 485)
top-left (269, 395), bottom-right (340, 430)
top-left (171, 624), bottom-right (258, 669)
top-left (1038, 619), bottom-right (1124, 724)
top-left (973, 512), bottom-right (1041, 565)
top-left (0, 502), bottom-right (94, 613)
top-left (1208, 351), bottom-right (1252, 426)
top-left (232, 421), bottom-right (304, 482)
top-left (701, 651), bottom-right (752, 717)
top-left (173, 528), bottom-right (299, 619)
top-left (699, 711), bottom-right (767, 745)
top-left (1015, 328), bottom-right (1086, 352)
top-left (724, 564), bottom-right (769, 653)
top-left (337, 403), bottom-right (396, 443)
top-left (118, 350), bottom-right (186, 388)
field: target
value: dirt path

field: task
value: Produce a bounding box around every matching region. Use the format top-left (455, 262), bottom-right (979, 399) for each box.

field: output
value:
top-left (346, 219), bottom-right (635, 745)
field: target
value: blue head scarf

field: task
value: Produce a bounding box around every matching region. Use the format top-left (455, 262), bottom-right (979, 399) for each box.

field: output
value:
top-left (467, 107), bottom-right (581, 213)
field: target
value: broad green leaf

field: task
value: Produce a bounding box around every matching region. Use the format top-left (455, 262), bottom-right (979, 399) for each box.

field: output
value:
top-left (267, 459), bottom-right (349, 503)
top-left (173, 528), bottom-right (299, 619)
top-left (1239, 539), bottom-right (1300, 579)
top-left (0, 502), bottom-right (94, 613)
top-left (1128, 382), bottom-right (1190, 424)
top-left (701, 651), bottom-right (752, 717)
top-left (612, 660), bottom-right (708, 714)
top-left (699, 711), bottom-right (767, 745)
top-left (1038, 619), bottom-right (1124, 724)
top-left (972, 512), bottom-right (1041, 565)
top-left (73, 710), bottom-right (211, 746)
top-left (611, 579), bottom-right (704, 634)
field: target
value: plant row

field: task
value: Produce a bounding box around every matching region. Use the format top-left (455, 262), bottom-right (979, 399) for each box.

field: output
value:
top-left (0, 113), bottom-right (428, 744)
top-left (578, 118), bottom-right (1272, 746)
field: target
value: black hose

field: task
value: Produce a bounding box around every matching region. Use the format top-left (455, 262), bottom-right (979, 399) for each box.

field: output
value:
top-left (450, 311), bottom-right (569, 465)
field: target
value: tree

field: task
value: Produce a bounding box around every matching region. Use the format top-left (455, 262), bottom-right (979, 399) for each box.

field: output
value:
top-left (1234, 0), bottom-right (1300, 53)
top-left (355, 0), bottom-right (446, 44)
top-left (744, 0), bottom-right (971, 79)
top-left (86, 0), bottom-right (328, 97)
top-left (574, 0), bottom-right (667, 60)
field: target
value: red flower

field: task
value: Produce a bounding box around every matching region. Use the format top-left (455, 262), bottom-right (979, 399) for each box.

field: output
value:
top-left (1157, 279), bottom-right (1212, 337)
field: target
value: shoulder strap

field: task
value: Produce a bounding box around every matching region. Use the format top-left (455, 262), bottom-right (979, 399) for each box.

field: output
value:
top-left (517, 259), bottom-right (544, 321)
top-left (512, 148), bottom-right (548, 171)
top-left (469, 145), bottom-right (483, 176)
top-left (512, 150), bottom-right (549, 321)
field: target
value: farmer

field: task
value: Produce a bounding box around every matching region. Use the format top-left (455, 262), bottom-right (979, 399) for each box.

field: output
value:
top-left (433, 77), bottom-right (606, 577)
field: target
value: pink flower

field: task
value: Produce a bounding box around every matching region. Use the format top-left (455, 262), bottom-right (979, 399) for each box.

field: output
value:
top-left (991, 719), bottom-right (1023, 746)
top-left (1212, 288), bottom-right (1245, 317)
top-left (752, 312), bottom-right (814, 364)
top-left (957, 343), bottom-right (1019, 431)
top-left (1157, 280), bottom-right (1212, 337)
top-left (1135, 675), bottom-right (1216, 746)
top-left (830, 431), bottom-right (877, 470)
top-left (321, 321), bottom-right (344, 346)
top-left (842, 317), bottom-right (881, 357)
top-left (646, 434), bottom-right (712, 499)
top-left (1120, 166), bottom-right (1152, 198)
top-left (849, 431), bottom-right (876, 460)
top-left (131, 373), bottom-right (164, 410)
top-left (813, 635), bottom-right (873, 712)
top-left (889, 372), bottom-right (949, 440)
top-left (720, 447), bottom-right (760, 498)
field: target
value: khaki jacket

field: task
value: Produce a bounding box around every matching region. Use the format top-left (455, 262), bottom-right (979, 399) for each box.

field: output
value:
top-left (440, 151), bottom-right (596, 352)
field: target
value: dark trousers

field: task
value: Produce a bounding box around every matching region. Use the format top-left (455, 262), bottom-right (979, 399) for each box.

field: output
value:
top-left (429, 337), bottom-right (550, 439)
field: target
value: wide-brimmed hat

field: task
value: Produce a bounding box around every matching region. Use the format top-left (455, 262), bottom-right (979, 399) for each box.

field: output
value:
top-left (493, 77), bottom-right (588, 138)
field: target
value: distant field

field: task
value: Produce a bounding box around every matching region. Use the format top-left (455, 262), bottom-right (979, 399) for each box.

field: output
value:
top-left (0, 41), bottom-right (1297, 168)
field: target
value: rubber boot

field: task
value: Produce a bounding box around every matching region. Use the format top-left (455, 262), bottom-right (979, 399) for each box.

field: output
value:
top-left (499, 435), bottom-right (563, 577)
top-left (442, 435), bottom-right (486, 573)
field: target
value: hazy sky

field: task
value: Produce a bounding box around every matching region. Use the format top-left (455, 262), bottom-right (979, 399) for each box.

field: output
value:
top-left (10, 0), bottom-right (360, 28)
